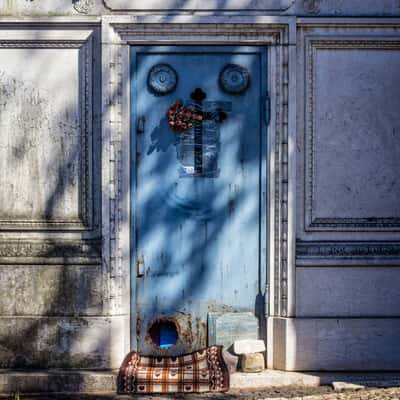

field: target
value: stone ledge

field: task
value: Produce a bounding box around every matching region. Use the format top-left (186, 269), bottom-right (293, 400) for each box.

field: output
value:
top-left (0, 370), bottom-right (117, 394)
top-left (1, 370), bottom-right (400, 394)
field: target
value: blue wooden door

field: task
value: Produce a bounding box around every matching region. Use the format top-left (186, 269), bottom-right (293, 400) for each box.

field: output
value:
top-left (131, 46), bottom-right (268, 355)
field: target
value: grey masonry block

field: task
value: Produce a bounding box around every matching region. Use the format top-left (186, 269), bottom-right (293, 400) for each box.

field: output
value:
top-left (241, 353), bottom-right (265, 373)
top-left (0, 316), bottom-right (126, 369)
top-left (272, 317), bottom-right (400, 371)
top-left (0, 370), bottom-right (117, 394)
top-left (0, 265), bottom-right (103, 316)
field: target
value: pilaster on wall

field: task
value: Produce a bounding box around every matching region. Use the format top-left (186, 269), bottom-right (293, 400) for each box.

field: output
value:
top-left (101, 28), bottom-right (131, 367)
top-left (101, 15), bottom-right (297, 368)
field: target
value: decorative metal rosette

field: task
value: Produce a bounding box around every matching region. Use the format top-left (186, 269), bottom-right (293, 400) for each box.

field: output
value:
top-left (73, 0), bottom-right (94, 14)
top-left (219, 64), bottom-right (250, 95)
top-left (147, 64), bottom-right (178, 95)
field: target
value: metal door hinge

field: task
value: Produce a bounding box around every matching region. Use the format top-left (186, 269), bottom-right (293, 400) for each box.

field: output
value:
top-left (136, 256), bottom-right (145, 277)
top-left (265, 93), bottom-right (271, 126)
top-left (136, 116), bottom-right (146, 134)
top-left (264, 283), bottom-right (270, 316)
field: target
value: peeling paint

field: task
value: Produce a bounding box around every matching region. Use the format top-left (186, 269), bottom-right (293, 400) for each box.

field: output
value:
top-left (139, 311), bottom-right (207, 355)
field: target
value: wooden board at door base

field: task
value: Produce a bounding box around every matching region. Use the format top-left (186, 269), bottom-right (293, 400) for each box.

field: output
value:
top-left (131, 46), bottom-right (268, 356)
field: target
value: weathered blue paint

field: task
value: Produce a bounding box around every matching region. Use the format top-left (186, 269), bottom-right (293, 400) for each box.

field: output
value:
top-left (131, 46), bottom-right (268, 356)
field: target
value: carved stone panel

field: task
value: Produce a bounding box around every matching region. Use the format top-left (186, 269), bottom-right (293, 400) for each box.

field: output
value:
top-left (0, 39), bottom-right (94, 231)
top-left (305, 39), bottom-right (400, 231)
top-left (0, 0), bottom-right (104, 16)
top-left (299, 0), bottom-right (400, 16)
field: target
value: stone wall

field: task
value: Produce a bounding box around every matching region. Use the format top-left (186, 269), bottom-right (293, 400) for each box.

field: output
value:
top-left (285, 20), bottom-right (400, 371)
top-left (0, 0), bottom-right (399, 377)
top-left (0, 22), bottom-right (124, 369)
top-left (1, 0), bottom-right (400, 16)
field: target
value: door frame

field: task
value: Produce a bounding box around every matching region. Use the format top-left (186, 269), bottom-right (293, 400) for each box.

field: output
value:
top-left (130, 44), bottom-right (269, 354)
top-left (101, 15), bottom-right (296, 369)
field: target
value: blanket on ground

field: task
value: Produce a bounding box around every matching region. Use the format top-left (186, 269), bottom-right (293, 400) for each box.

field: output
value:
top-left (118, 345), bottom-right (229, 394)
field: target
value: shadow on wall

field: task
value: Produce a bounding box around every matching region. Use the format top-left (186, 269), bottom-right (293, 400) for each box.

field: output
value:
top-left (0, 25), bottom-right (105, 377)
top-left (0, 1), bottom-right (269, 383)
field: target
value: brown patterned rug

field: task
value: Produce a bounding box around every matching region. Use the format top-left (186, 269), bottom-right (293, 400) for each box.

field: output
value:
top-left (118, 345), bottom-right (229, 394)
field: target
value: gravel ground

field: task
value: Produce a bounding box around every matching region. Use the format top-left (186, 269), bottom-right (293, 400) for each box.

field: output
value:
top-left (3, 386), bottom-right (400, 400)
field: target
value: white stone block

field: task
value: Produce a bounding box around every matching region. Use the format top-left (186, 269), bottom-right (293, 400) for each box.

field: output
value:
top-left (234, 339), bottom-right (266, 355)
top-left (332, 382), bottom-right (365, 392)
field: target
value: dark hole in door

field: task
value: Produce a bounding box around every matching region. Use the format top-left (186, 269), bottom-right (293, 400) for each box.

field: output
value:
top-left (149, 319), bottom-right (179, 349)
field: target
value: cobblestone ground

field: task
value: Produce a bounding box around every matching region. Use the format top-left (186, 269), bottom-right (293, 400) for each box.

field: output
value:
top-left (4, 386), bottom-right (400, 400)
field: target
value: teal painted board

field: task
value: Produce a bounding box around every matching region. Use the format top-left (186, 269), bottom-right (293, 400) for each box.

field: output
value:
top-left (131, 46), bottom-right (268, 356)
top-left (208, 312), bottom-right (259, 350)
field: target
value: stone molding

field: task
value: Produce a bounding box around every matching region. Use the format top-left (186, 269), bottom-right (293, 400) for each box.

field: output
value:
top-left (0, 41), bottom-right (83, 48)
top-left (108, 20), bottom-right (293, 45)
top-left (102, 16), bottom-right (296, 328)
top-left (0, 28), bottom-right (98, 232)
top-left (104, 0), bottom-right (295, 11)
top-left (0, 239), bottom-right (101, 264)
top-left (304, 36), bottom-right (400, 233)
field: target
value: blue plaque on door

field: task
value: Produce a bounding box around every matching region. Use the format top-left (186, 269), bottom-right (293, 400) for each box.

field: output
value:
top-left (174, 92), bottom-right (231, 178)
top-left (148, 63), bottom-right (178, 95)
